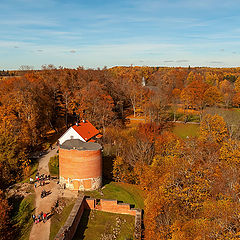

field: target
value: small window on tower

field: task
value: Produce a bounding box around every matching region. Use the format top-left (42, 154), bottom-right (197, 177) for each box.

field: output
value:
top-left (70, 135), bottom-right (74, 139)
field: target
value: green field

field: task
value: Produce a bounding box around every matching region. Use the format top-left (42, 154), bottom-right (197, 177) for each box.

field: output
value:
top-left (172, 123), bottom-right (200, 139)
top-left (49, 198), bottom-right (76, 240)
top-left (73, 210), bottom-right (135, 240)
top-left (84, 182), bottom-right (145, 210)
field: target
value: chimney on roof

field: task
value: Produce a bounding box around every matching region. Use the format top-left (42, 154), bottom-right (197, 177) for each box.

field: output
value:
top-left (76, 122), bottom-right (78, 126)
top-left (82, 119), bottom-right (85, 123)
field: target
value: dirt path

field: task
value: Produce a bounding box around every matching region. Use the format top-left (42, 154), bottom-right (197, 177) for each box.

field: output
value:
top-left (29, 146), bottom-right (59, 240)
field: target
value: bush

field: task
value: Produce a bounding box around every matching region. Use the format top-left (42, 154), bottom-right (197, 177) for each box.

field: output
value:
top-left (177, 113), bottom-right (200, 123)
top-left (43, 142), bottom-right (51, 150)
top-left (186, 114), bottom-right (200, 122)
top-left (169, 112), bottom-right (184, 121)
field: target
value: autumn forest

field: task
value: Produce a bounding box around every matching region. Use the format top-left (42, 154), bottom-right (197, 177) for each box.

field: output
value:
top-left (1, 65), bottom-right (240, 239)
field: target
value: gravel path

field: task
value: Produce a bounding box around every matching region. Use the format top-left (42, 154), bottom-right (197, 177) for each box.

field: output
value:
top-left (29, 146), bottom-right (60, 240)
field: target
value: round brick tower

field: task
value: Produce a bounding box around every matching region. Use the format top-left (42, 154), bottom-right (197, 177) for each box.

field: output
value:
top-left (59, 139), bottom-right (102, 191)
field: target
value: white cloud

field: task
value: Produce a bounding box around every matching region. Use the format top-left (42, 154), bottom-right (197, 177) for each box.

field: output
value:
top-left (0, 19), bottom-right (58, 27)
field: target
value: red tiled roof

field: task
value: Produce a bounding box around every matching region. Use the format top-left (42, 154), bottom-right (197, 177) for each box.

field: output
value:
top-left (72, 120), bottom-right (100, 142)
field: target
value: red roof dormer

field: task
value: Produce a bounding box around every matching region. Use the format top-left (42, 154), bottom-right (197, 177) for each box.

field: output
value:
top-left (72, 120), bottom-right (101, 142)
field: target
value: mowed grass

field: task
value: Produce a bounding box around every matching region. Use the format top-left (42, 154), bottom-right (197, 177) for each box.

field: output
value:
top-left (49, 198), bottom-right (76, 240)
top-left (84, 182), bottom-right (144, 210)
top-left (172, 123), bottom-right (200, 139)
top-left (48, 155), bottom-right (59, 177)
top-left (73, 210), bottom-right (135, 240)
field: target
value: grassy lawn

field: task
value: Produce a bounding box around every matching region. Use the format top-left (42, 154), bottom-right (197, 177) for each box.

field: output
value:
top-left (48, 155), bottom-right (59, 177)
top-left (73, 210), bottom-right (135, 240)
top-left (49, 198), bottom-right (76, 240)
top-left (11, 192), bottom-right (35, 240)
top-left (84, 182), bottom-right (144, 210)
top-left (172, 123), bottom-right (200, 139)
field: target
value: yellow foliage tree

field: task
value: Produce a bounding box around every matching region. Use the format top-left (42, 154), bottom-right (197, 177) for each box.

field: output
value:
top-left (200, 114), bottom-right (228, 143)
top-left (203, 86), bottom-right (222, 106)
top-left (234, 76), bottom-right (240, 92)
top-left (205, 72), bottom-right (218, 86)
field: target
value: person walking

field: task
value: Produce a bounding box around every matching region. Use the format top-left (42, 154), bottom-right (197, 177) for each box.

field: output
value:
top-left (32, 214), bottom-right (36, 222)
top-left (34, 182), bottom-right (37, 188)
top-left (38, 214), bottom-right (41, 223)
top-left (43, 213), bottom-right (47, 223)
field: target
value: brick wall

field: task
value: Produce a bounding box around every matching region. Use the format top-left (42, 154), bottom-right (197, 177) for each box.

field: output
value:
top-left (59, 148), bottom-right (102, 191)
top-left (59, 148), bottom-right (102, 179)
top-left (85, 198), bottom-right (137, 216)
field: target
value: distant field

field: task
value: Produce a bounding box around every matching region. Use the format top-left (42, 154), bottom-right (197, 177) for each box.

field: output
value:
top-left (172, 123), bottom-right (200, 139)
top-left (204, 107), bottom-right (240, 117)
top-left (73, 210), bottom-right (135, 240)
top-left (84, 182), bottom-right (145, 210)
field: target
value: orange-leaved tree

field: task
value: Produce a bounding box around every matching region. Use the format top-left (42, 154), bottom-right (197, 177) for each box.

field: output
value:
top-left (180, 80), bottom-right (208, 110)
top-left (203, 86), bottom-right (222, 107)
top-left (199, 114), bottom-right (228, 143)
top-left (0, 190), bottom-right (12, 240)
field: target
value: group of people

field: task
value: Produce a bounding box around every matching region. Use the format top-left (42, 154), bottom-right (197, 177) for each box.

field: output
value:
top-left (32, 212), bottom-right (47, 224)
top-left (31, 172), bottom-right (52, 224)
top-left (32, 172), bottom-right (51, 188)
top-left (41, 189), bottom-right (48, 198)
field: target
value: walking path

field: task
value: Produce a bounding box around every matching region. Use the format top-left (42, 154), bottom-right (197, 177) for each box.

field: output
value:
top-left (29, 145), bottom-right (78, 240)
top-left (29, 146), bottom-right (59, 240)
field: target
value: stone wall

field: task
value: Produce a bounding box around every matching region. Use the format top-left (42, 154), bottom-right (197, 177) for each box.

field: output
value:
top-left (54, 196), bottom-right (143, 240)
top-left (54, 195), bottom-right (85, 240)
top-left (59, 176), bottom-right (102, 191)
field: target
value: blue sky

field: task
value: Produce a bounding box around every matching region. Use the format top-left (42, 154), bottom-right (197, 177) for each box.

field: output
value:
top-left (1, 0), bottom-right (240, 69)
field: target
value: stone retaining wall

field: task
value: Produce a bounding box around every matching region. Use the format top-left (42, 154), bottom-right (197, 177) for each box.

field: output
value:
top-left (54, 195), bottom-right (85, 240)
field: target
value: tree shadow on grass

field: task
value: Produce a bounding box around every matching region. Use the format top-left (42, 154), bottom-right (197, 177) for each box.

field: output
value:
top-left (8, 195), bottom-right (35, 240)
